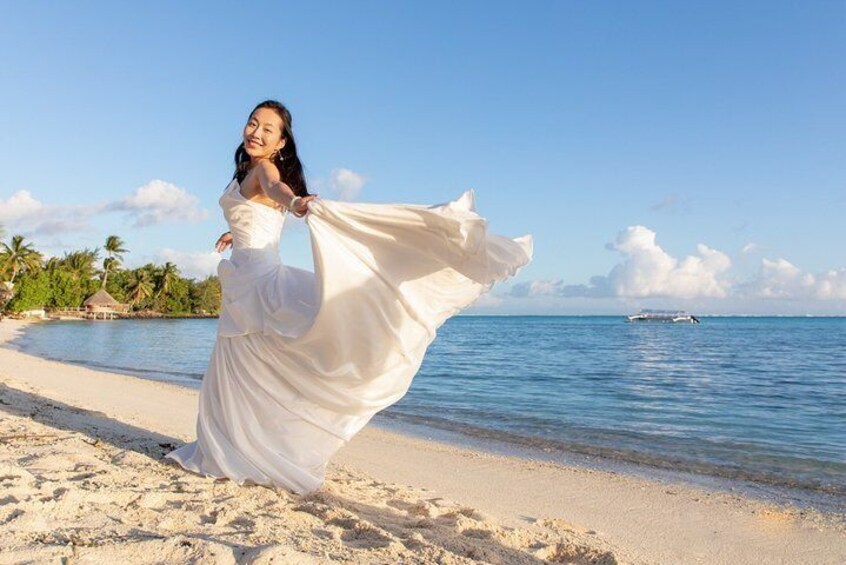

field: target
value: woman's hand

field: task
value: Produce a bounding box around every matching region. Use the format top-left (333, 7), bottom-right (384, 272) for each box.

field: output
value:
top-left (215, 231), bottom-right (233, 253)
top-left (292, 194), bottom-right (318, 217)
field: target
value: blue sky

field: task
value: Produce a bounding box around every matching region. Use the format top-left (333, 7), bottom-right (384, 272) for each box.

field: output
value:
top-left (1, 1), bottom-right (844, 314)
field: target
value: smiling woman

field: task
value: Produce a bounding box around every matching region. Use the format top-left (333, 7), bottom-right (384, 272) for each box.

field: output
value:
top-left (164, 99), bottom-right (533, 494)
top-left (233, 100), bottom-right (315, 215)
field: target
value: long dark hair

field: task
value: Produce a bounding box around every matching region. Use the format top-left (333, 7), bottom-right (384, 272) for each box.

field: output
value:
top-left (233, 100), bottom-right (310, 197)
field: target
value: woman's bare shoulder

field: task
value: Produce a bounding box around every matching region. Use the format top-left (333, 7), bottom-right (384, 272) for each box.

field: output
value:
top-left (255, 159), bottom-right (281, 183)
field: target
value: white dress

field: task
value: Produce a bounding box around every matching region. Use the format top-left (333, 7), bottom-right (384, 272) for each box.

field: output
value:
top-left (165, 178), bottom-right (533, 494)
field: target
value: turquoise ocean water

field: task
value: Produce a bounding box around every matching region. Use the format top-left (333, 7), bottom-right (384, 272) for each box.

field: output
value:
top-left (8, 316), bottom-right (845, 509)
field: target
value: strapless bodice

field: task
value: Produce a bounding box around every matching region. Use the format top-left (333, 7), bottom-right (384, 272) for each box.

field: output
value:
top-left (216, 178), bottom-right (312, 338)
top-left (219, 178), bottom-right (287, 263)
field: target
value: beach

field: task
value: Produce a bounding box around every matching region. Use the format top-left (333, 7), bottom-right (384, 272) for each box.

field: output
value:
top-left (1, 319), bottom-right (844, 564)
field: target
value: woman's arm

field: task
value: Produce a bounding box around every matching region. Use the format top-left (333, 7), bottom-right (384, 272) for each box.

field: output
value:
top-left (254, 161), bottom-right (316, 216)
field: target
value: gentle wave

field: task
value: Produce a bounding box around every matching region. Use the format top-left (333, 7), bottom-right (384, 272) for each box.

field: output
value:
top-left (8, 315), bottom-right (846, 505)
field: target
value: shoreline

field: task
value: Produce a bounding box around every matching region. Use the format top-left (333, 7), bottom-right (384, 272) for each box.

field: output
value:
top-left (1, 318), bottom-right (845, 563)
top-left (370, 413), bottom-right (846, 516)
top-left (9, 318), bottom-right (845, 514)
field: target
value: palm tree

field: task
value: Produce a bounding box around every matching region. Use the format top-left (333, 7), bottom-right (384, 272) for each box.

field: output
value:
top-left (156, 261), bottom-right (180, 299)
top-left (100, 235), bottom-right (128, 288)
top-left (62, 248), bottom-right (100, 282)
top-left (0, 235), bottom-right (43, 283)
top-left (44, 256), bottom-right (62, 274)
top-left (104, 235), bottom-right (128, 260)
top-left (101, 256), bottom-right (119, 288)
top-left (127, 270), bottom-right (154, 306)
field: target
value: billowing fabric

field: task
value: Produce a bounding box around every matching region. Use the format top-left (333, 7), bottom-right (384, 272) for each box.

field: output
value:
top-left (165, 178), bottom-right (533, 494)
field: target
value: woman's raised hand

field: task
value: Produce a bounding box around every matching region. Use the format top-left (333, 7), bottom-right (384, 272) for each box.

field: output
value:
top-left (292, 194), bottom-right (318, 217)
top-left (215, 231), bottom-right (233, 253)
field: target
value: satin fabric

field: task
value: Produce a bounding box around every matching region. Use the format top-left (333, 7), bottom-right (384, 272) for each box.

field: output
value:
top-left (165, 178), bottom-right (533, 494)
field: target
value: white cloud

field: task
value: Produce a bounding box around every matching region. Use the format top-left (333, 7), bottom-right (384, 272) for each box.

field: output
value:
top-left (741, 242), bottom-right (760, 254)
top-left (0, 190), bottom-right (44, 222)
top-left (328, 168), bottom-right (366, 200)
top-left (154, 248), bottom-right (221, 280)
top-left (750, 258), bottom-right (804, 298)
top-left (510, 279), bottom-right (567, 298)
top-left (0, 190), bottom-right (99, 236)
top-left (1, 179), bottom-right (209, 238)
top-left (517, 226), bottom-right (732, 299)
top-left (470, 292), bottom-right (503, 308)
top-left (511, 225), bottom-right (846, 308)
top-left (745, 258), bottom-right (846, 300)
top-left (814, 269), bottom-right (846, 300)
top-left (107, 179), bottom-right (209, 227)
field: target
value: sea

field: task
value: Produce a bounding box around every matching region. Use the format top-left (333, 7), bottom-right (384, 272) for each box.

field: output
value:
top-left (7, 315), bottom-right (846, 513)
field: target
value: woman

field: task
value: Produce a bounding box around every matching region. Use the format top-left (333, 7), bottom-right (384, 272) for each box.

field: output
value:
top-left (165, 100), bottom-right (533, 494)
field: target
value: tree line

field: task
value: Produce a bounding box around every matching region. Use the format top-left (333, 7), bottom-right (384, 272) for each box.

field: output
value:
top-left (0, 227), bottom-right (221, 316)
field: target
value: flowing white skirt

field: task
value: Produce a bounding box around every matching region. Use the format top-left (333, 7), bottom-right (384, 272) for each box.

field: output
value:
top-left (165, 190), bottom-right (533, 494)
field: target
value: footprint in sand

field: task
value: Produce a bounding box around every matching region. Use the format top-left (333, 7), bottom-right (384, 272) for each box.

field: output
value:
top-left (199, 508), bottom-right (220, 525)
top-left (335, 519), bottom-right (393, 548)
top-left (1, 508), bottom-right (25, 525)
top-left (225, 515), bottom-right (255, 530)
top-left (460, 527), bottom-right (494, 539)
top-left (68, 471), bottom-right (98, 481)
top-left (386, 498), bottom-right (433, 517)
top-left (532, 541), bottom-right (617, 564)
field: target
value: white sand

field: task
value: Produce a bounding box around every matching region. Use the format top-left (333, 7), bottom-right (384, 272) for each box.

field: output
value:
top-left (0, 318), bottom-right (844, 564)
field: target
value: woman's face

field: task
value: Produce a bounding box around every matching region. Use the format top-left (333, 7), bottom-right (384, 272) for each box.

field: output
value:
top-left (243, 107), bottom-right (286, 159)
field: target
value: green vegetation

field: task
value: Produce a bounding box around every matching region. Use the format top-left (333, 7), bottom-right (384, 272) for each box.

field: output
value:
top-left (0, 230), bottom-right (221, 316)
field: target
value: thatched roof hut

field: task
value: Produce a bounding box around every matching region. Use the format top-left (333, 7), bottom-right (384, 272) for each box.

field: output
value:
top-left (82, 289), bottom-right (128, 318)
top-left (84, 289), bottom-right (120, 307)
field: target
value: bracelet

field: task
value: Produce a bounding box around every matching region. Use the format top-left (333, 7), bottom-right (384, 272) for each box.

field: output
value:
top-left (288, 195), bottom-right (301, 213)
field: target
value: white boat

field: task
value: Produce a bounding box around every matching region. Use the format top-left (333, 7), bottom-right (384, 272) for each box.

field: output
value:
top-left (626, 309), bottom-right (700, 324)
